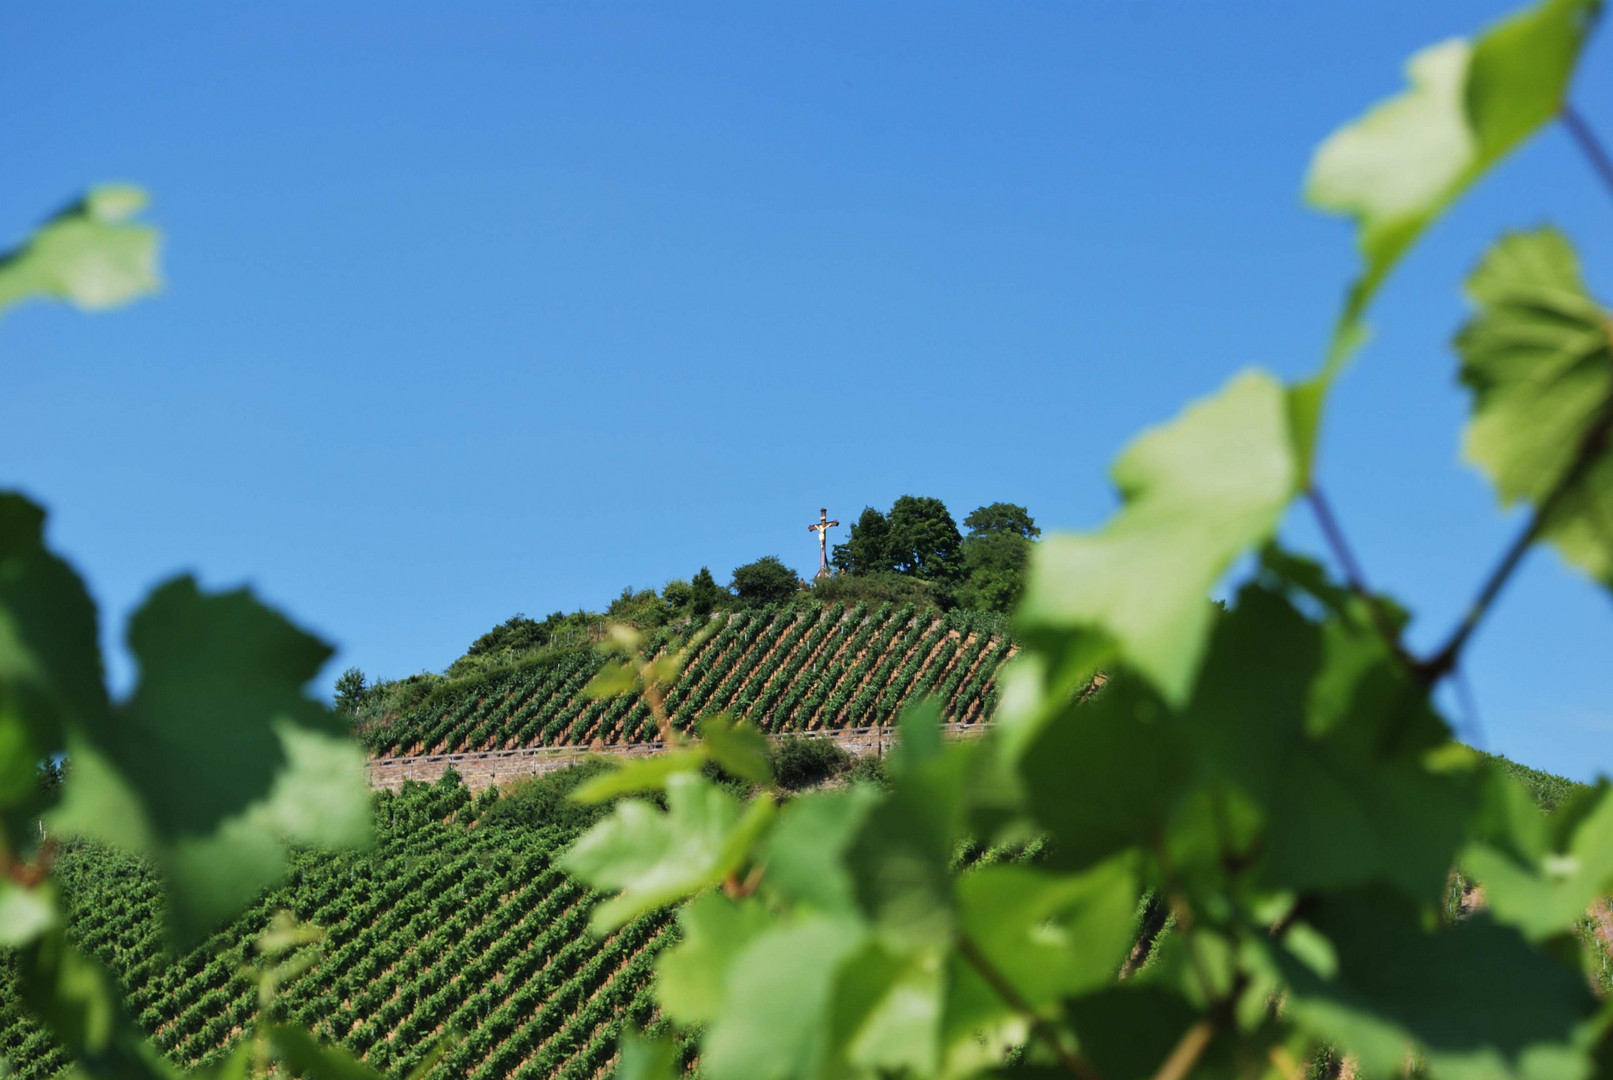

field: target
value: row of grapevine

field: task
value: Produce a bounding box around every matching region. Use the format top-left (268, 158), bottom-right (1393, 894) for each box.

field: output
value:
top-left (365, 604), bottom-right (1014, 759)
top-left (0, 776), bottom-right (674, 1080)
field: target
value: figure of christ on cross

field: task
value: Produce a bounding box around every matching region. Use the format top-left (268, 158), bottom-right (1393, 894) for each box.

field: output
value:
top-left (808, 508), bottom-right (840, 579)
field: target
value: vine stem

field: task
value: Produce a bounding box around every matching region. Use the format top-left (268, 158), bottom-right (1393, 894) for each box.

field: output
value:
top-left (1418, 397), bottom-right (1613, 683)
top-left (1305, 487), bottom-right (1417, 669)
top-left (1563, 106), bottom-right (1613, 204)
top-left (956, 934), bottom-right (1104, 1080)
top-left (1148, 1020), bottom-right (1216, 1080)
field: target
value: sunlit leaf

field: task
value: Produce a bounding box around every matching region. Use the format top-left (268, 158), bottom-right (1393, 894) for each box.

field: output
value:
top-left (0, 185), bottom-right (161, 315)
top-left (0, 879), bottom-right (59, 947)
top-left (561, 771), bottom-right (771, 930)
top-left (1020, 371), bottom-right (1297, 705)
top-left (700, 915), bottom-right (866, 1080)
top-left (1306, 0), bottom-right (1597, 362)
top-left (1456, 227), bottom-right (1613, 587)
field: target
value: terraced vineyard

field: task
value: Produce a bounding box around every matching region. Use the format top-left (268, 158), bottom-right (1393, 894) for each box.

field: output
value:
top-left (0, 776), bottom-right (687, 1080)
top-left (365, 603), bottom-right (1014, 759)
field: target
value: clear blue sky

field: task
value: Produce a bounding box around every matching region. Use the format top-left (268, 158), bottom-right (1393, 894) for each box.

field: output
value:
top-left (4, 3), bottom-right (1610, 779)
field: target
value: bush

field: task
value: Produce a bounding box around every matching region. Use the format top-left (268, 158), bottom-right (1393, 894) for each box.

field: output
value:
top-left (769, 736), bottom-right (853, 790)
top-left (477, 761), bottom-right (615, 832)
top-left (808, 571), bottom-right (948, 612)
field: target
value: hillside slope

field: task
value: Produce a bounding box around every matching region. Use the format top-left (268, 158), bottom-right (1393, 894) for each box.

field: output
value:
top-left (0, 775), bottom-right (684, 1080)
top-left (365, 602), bottom-right (1013, 759)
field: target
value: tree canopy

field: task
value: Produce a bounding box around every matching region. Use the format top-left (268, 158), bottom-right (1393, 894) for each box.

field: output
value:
top-left (729, 555), bottom-right (800, 607)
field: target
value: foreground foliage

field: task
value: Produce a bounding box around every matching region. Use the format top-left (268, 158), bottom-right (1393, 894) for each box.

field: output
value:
top-left (561, 4), bottom-right (1613, 1080)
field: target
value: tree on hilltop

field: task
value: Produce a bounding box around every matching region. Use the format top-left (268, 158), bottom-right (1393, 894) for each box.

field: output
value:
top-left (730, 555), bottom-right (799, 608)
top-left (886, 495), bottom-right (963, 580)
top-left (955, 501), bottom-right (1039, 613)
top-left (831, 506), bottom-right (897, 576)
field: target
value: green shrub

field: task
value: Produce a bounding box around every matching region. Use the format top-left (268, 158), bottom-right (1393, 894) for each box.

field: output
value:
top-left (768, 736), bottom-right (852, 790)
top-left (478, 761), bottom-right (615, 832)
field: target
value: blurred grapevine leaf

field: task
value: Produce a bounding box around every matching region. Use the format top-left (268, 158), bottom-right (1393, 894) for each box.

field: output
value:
top-left (269, 1025), bottom-right (388, 1080)
top-left (584, 658), bottom-right (639, 699)
top-left (699, 915), bottom-right (866, 1080)
top-left (0, 879), bottom-right (58, 946)
top-left (1019, 371), bottom-right (1297, 707)
top-left (561, 771), bottom-right (775, 930)
top-left (830, 940), bottom-right (945, 1076)
top-left (17, 932), bottom-right (176, 1079)
top-left (699, 712), bottom-right (773, 785)
top-left (1306, 0), bottom-right (1597, 362)
top-left (760, 784), bottom-right (880, 913)
top-left (1456, 227), bottom-right (1613, 587)
top-left (186, 1043), bottom-right (254, 1080)
top-left (0, 495), bottom-right (107, 811)
top-left (614, 1031), bottom-right (679, 1080)
top-left (655, 892), bottom-right (773, 1027)
top-left (845, 706), bottom-right (971, 947)
top-left (0, 185), bottom-right (161, 315)
top-left (1272, 888), bottom-right (1599, 1080)
top-left (50, 576), bottom-right (370, 943)
top-left (571, 748), bottom-right (706, 802)
top-left (1466, 775), bottom-right (1613, 942)
top-left (947, 858), bottom-right (1138, 1043)
top-left (1059, 985), bottom-right (1208, 1080)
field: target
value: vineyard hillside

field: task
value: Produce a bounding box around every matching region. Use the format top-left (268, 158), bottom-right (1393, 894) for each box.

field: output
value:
top-left (0, 773), bottom-right (688, 1080)
top-left (365, 602), bottom-right (1014, 760)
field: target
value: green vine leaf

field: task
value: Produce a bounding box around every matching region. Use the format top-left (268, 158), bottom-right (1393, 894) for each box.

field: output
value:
top-left (570, 748), bottom-right (706, 803)
top-left (760, 784), bottom-right (880, 914)
top-left (1306, 0), bottom-right (1598, 363)
top-left (699, 712), bottom-right (773, 785)
top-left (0, 495), bottom-right (107, 810)
top-left (950, 859), bottom-right (1139, 1032)
top-left (1273, 888), bottom-right (1600, 1080)
top-left (0, 186), bottom-right (162, 315)
top-left (1466, 773), bottom-right (1613, 942)
top-left (1020, 370), bottom-right (1298, 706)
top-left (50, 576), bottom-right (370, 944)
top-left (613, 1032), bottom-right (680, 1080)
top-left (699, 915), bottom-right (867, 1080)
top-left (269, 1024), bottom-right (388, 1080)
top-left (561, 771), bottom-right (774, 931)
top-left (655, 892), bottom-right (774, 1027)
top-left (1457, 227), bottom-right (1613, 587)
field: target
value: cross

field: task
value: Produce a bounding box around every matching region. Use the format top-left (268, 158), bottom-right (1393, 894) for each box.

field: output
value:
top-left (807, 507), bottom-right (840, 578)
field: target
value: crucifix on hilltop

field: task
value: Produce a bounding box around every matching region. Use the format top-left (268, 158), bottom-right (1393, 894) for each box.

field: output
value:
top-left (808, 507), bottom-right (840, 579)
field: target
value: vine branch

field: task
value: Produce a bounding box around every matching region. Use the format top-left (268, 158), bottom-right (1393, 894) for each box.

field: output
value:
top-left (956, 934), bottom-right (1104, 1080)
top-left (1563, 105), bottom-right (1613, 204)
top-left (1305, 487), bottom-right (1417, 669)
top-left (1417, 399), bottom-right (1613, 683)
